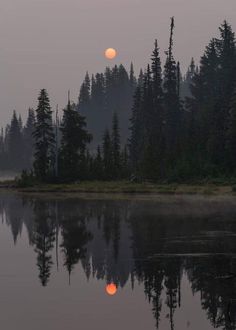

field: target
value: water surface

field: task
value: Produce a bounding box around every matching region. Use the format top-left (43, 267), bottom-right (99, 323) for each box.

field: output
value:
top-left (1, 192), bottom-right (236, 330)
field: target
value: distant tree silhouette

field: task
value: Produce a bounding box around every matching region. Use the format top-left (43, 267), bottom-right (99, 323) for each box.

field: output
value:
top-left (59, 99), bottom-right (92, 181)
top-left (33, 89), bottom-right (55, 181)
top-left (8, 111), bottom-right (24, 170)
top-left (23, 108), bottom-right (35, 169)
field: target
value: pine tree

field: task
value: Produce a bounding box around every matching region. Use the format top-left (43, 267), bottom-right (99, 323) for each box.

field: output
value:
top-left (78, 71), bottom-right (90, 112)
top-left (129, 62), bottom-right (136, 89)
top-left (91, 73), bottom-right (105, 111)
top-left (226, 88), bottom-right (236, 171)
top-left (163, 17), bottom-right (181, 165)
top-left (218, 21), bottom-right (236, 100)
top-left (150, 39), bottom-right (164, 179)
top-left (33, 89), bottom-right (55, 181)
top-left (208, 22), bottom-right (236, 166)
top-left (102, 129), bottom-right (113, 180)
top-left (111, 112), bottom-right (121, 179)
top-left (181, 58), bottom-right (196, 98)
top-left (23, 108), bottom-right (35, 169)
top-left (139, 65), bottom-right (155, 178)
top-left (59, 100), bottom-right (92, 182)
top-left (8, 110), bottom-right (24, 170)
top-left (129, 85), bottom-right (143, 177)
top-left (120, 144), bottom-right (130, 178)
top-left (152, 40), bottom-right (163, 100)
top-left (92, 146), bottom-right (103, 179)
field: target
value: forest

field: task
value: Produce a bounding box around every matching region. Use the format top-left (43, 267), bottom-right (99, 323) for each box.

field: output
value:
top-left (1, 18), bottom-right (236, 184)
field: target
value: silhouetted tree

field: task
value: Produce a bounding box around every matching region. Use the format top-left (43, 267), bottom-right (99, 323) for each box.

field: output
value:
top-left (33, 89), bottom-right (55, 181)
top-left (59, 100), bottom-right (92, 181)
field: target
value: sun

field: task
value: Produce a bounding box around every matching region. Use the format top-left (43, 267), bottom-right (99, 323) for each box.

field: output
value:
top-left (105, 48), bottom-right (117, 60)
top-left (106, 283), bottom-right (117, 296)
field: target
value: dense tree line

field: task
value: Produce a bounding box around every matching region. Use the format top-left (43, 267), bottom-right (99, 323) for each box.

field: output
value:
top-left (0, 108), bottom-right (35, 171)
top-left (1, 19), bottom-right (236, 183)
top-left (78, 63), bottom-right (136, 147)
top-left (130, 18), bottom-right (236, 181)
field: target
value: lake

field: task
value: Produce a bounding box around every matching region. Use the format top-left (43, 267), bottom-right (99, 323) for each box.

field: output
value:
top-left (1, 192), bottom-right (236, 330)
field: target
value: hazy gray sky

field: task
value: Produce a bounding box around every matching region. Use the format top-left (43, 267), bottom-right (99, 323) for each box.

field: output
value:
top-left (0, 0), bottom-right (236, 125)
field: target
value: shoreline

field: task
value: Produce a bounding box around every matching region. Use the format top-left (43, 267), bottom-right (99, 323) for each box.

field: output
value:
top-left (0, 181), bottom-right (235, 196)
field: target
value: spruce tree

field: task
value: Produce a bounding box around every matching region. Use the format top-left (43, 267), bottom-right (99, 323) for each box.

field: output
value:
top-left (111, 112), bottom-right (121, 179)
top-left (33, 89), bottom-right (55, 181)
top-left (92, 146), bottom-right (104, 180)
top-left (140, 65), bottom-right (155, 178)
top-left (102, 129), bottom-right (113, 180)
top-left (150, 39), bottom-right (164, 179)
top-left (163, 17), bottom-right (181, 166)
top-left (78, 71), bottom-right (90, 112)
top-left (226, 88), bottom-right (236, 171)
top-left (59, 100), bottom-right (92, 182)
top-left (8, 110), bottom-right (24, 170)
top-left (129, 62), bottom-right (136, 90)
top-left (23, 108), bottom-right (35, 169)
top-left (129, 85), bottom-right (143, 177)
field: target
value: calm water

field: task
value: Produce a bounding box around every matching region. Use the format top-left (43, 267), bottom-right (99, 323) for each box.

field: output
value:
top-left (1, 192), bottom-right (236, 330)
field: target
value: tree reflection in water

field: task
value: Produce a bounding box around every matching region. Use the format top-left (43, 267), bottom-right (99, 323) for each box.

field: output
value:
top-left (1, 194), bottom-right (236, 329)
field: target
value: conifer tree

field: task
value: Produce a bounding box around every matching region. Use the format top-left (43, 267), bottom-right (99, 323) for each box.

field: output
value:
top-left (92, 146), bottom-right (104, 179)
top-left (78, 71), bottom-right (90, 111)
top-left (33, 89), bottom-right (55, 181)
top-left (102, 129), bottom-right (113, 180)
top-left (129, 85), bottom-right (143, 176)
top-left (59, 99), bottom-right (92, 182)
top-left (208, 22), bottom-right (236, 166)
top-left (226, 88), bottom-right (236, 171)
top-left (23, 108), bottom-right (35, 169)
top-left (111, 112), bottom-right (121, 179)
top-left (129, 62), bottom-right (136, 90)
top-left (120, 145), bottom-right (130, 178)
top-left (163, 17), bottom-right (181, 164)
top-left (8, 110), bottom-right (24, 169)
top-left (150, 39), bottom-right (164, 178)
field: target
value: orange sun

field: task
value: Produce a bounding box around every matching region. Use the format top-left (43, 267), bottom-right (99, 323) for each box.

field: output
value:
top-left (106, 283), bottom-right (117, 296)
top-left (105, 48), bottom-right (117, 60)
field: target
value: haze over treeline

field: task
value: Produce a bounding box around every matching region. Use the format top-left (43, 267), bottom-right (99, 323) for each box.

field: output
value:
top-left (1, 0), bottom-right (236, 127)
top-left (1, 19), bottom-right (236, 183)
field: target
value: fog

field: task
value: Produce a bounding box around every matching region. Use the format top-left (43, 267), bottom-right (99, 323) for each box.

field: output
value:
top-left (0, 0), bottom-right (236, 125)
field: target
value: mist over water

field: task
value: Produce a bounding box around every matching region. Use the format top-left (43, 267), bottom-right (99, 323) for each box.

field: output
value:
top-left (1, 193), bottom-right (236, 329)
top-left (0, 171), bottom-right (18, 181)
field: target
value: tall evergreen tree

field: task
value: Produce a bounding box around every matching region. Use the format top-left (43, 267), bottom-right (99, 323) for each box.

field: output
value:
top-left (163, 17), bottom-right (181, 165)
top-left (102, 129), bottom-right (113, 180)
top-left (23, 108), bottom-right (35, 169)
top-left (92, 145), bottom-right (104, 179)
top-left (78, 71), bottom-right (90, 111)
top-left (111, 112), bottom-right (121, 179)
top-left (33, 89), bottom-right (55, 181)
top-left (226, 88), bottom-right (236, 171)
top-left (129, 86), bottom-right (143, 177)
top-left (129, 62), bottom-right (136, 90)
top-left (150, 39), bottom-right (164, 178)
top-left (59, 99), bottom-right (92, 181)
top-left (8, 110), bottom-right (24, 170)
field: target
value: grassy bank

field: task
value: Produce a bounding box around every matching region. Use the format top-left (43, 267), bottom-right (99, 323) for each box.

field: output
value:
top-left (1, 180), bottom-right (235, 195)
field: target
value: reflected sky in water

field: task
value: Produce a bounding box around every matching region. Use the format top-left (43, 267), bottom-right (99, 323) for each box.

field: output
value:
top-left (1, 192), bottom-right (236, 329)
